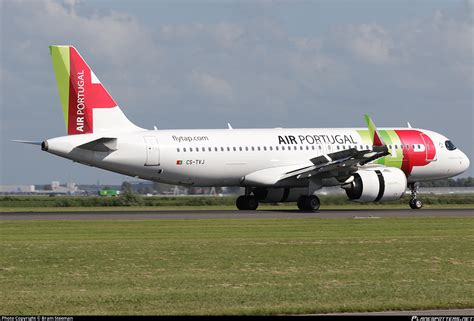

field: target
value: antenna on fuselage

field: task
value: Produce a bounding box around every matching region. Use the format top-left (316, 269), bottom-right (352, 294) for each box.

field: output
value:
top-left (407, 122), bottom-right (412, 128)
top-left (227, 123), bottom-right (233, 130)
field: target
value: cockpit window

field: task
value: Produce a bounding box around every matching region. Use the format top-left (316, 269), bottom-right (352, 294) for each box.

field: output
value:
top-left (445, 140), bottom-right (457, 151)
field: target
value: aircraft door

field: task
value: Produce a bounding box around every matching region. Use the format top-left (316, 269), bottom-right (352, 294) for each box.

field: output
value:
top-left (144, 136), bottom-right (160, 166)
top-left (420, 133), bottom-right (437, 162)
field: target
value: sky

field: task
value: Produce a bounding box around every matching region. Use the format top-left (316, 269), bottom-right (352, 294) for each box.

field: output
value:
top-left (0, 0), bottom-right (473, 185)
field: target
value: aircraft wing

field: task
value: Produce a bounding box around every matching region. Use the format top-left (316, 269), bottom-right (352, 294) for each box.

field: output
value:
top-left (280, 114), bottom-right (390, 181)
top-left (243, 114), bottom-right (390, 186)
top-left (279, 146), bottom-right (389, 181)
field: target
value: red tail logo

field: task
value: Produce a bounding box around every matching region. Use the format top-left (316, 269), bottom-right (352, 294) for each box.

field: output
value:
top-left (68, 48), bottom-right (116, 135)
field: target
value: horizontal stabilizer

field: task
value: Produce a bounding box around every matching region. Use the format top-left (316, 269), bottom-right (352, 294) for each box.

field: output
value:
top-left (76, 137), bottom-right (117, 152)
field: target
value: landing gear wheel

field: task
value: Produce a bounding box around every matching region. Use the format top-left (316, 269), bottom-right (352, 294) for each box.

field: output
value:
top-left (297, 195), bottom-right (307, 211)
top-left (236, 195), bottom-right (259, 210)
top-left (409, 199), bottom-right (423, 209)
top-left (306, 195), bottom-right (320, 211)
top-left (236, 195), bottom-right (246, 210)
top-left (408, 183), bottom-right (423, 210)
top-left (297, 195), bottom-right (320, 212)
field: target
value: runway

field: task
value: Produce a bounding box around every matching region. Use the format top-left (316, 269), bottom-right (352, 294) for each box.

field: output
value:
top-left (1, 208), bottom-right (473, 220)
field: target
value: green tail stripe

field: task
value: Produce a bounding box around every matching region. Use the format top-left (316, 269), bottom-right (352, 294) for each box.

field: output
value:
top-left (357, 129), bottom-right (404, 169)
top-left (50, 46), bottom-right (70, 130)
top-left (364, 114), bottom-right (376, 143)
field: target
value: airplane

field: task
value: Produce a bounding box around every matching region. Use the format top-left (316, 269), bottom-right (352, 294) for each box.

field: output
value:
top-left (17, 45), bottom-right (471, 211)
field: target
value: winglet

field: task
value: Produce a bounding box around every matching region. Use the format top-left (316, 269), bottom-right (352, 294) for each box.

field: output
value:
top-left (364, 114), bottom-right (385, 147)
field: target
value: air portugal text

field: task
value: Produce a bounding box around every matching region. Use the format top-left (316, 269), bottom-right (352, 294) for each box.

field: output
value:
top-left (70, 70), bottom-right (86, 133)
top-left (75, 70), bottom-right (86, 133)
top-left (278, 134), bottom-right (357, 145)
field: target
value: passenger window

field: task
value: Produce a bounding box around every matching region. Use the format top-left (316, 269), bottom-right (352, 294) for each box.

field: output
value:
top-left (300, 146), bottom-right (303, 150)
top-left (258, 146), bottom-right (261, 151)
top-left (183, 147), bottom-right (186, 152)
top-left (275, 146), bottom-right (279, 151)
top-left (406, 145), bottom-right (409, 149)
top-left (306, 146), bottom-right (309, 150)
top-left (251, 146), bottom-right (255, 151)
top-left (245, 147), bottom-right (249, 151)
top-left (227, 147), bottom-right (230, 152)
top-left (177, 148), bottom-right (180, 152)
top-left (269, 146), bottom-right (273, 151)
top-left (337, 146), bottom-right (340, 150)
top-left (282, 146), bottom-right (285, 151)
top-left (190, 147), bottom-right (193, 152)
top-left (312, 146), bottom-right (315, 150)
top-left (239, 147), bottom-right (242, 151)
top-left (209, 147), bottom-right (212, 152)
top-left (220, 147), bottom-right (224, 152)
top-left (233, 147), bottom-right (237, 151)
top-left (263, 146), bottom-right (267, 151)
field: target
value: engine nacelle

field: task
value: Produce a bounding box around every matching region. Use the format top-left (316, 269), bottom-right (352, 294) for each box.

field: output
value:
top-left (344, 168), bottom-right (407, 202)
top-left (254, 187), bottom-right (308, 203)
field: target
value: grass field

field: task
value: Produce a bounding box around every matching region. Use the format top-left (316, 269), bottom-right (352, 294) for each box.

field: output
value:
top-left (1, 217), bottom-right (473, 315)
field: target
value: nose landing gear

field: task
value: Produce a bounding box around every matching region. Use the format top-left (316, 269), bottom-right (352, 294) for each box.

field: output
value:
top-left (409, 183), bottom-right (423, 209)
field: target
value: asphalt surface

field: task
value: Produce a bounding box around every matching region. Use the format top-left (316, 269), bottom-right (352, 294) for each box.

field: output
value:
top-left (1, 208), bottom-right (473, 220)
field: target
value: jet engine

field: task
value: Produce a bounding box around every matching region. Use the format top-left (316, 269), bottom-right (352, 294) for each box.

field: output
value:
top-left (343, 168), bottom-right (407, 202)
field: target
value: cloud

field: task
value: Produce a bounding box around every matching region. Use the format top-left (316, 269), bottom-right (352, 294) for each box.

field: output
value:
top-left (189, 70), bottom-right (233, 101)
top-left (1, 0), bottom-right (473, 184)
top-left (333, 23), bottom-right (395, 65)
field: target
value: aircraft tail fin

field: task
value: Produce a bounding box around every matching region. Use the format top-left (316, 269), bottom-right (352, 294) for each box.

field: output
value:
top-left (49, 45), bottom-right (143, 135)
top-left (364, 114), bottom-right (386, 147)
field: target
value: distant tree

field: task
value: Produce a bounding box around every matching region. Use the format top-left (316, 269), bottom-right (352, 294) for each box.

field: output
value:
top-left (118, 188), bottom-right (143, 206)
top-left (121, 181), bottom-right (132, 193)
top-left (420, 177), bottom-right (474, 187)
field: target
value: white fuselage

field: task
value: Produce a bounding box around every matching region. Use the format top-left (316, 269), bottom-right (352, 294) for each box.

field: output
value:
top-left (43, 127), bottom-right (470, 188)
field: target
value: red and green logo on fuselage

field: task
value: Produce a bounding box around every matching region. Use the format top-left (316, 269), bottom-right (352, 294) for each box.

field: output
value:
top-left (357, 129), bottom-right (436, 176)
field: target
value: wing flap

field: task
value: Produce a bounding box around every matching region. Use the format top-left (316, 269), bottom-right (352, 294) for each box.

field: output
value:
top-left (280, 147), bottom-right (389, 181)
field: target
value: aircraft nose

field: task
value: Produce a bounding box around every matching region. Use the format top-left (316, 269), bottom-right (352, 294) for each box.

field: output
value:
top-left (462, 152), bottom-right (470, 172)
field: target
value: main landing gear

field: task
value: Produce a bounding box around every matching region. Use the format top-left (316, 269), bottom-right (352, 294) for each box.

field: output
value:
top-left (409, 183), bottom-right (423, 210)
top-left (297, 195), bottom-right (320, 212)
top-left (236, 188), bottom-right (259, 210)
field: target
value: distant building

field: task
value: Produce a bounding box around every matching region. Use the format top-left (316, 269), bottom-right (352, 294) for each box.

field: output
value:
top-left (0, 185), bottom-right (35, 193)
